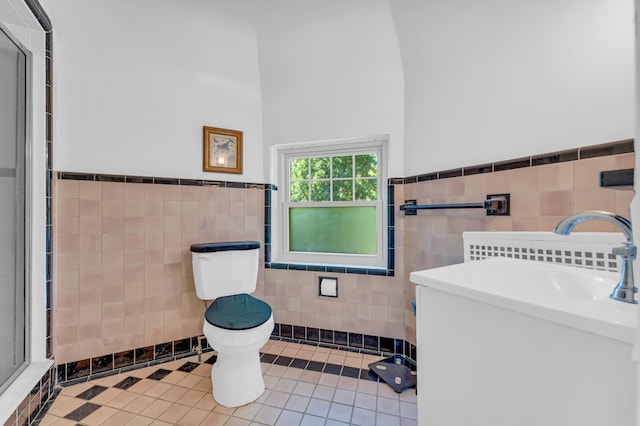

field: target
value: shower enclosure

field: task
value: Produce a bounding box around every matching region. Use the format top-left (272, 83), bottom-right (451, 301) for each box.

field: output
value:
top-left (0, 24), bottom-right (28, 395)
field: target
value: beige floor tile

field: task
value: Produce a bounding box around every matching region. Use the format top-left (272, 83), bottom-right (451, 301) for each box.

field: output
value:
top-left (149, 420), bottom-right (174, 426)
top-left (327, 354), bottom-right (346, 365)
top-left (280, 347), bottom-right (299, 358)
top-left (49, 418), bottom-right (79, 425)
top-left (94, 374), bottom-right (129, 387)
top-left (143, 382), bottom-right (173, 398)
top-left (47, 396), bottom-right (85, 417)
top-left (200, 412), bottom-right (230, 425)
top-left (192, 364), bottom-right (211, 377)
top-left (104, 391), bottom-right (139, 409)
top-left (344, 356), bottom-right (363, 368)
top-left (100, 410), bottom-right (137, 426)
top-left (90, 387), bottom-right (124, 405)
top-left (37, 414), bottom-right (61, 426)
top-left (176, 389), bottom-right (205, 406)
top-left (37, 338), bottom-right (417, 426)
top-left (176, 406), bottom-right (210, 425)
top-left (81, 405), bottom-right (121, 426)
top-left (155, 403), bottom-right (190, 424)
top-left (233, 402), bottom-right (261, 421)
top-left (159, 370), bottom-right (188, 385)
top-left (59, 382), bottom-right (94, 397)
top-left (193, 376), bottom-right (212, 392)
top-left (299, 370), bottom-right (322, 384)
top-left (175, 373), bottom-right (202, 388)
top-left (127, 366), bottom-right (156, 378)
top-left (193, 393), bottom-right (217, 411)
top-left (139, 399), bottom-right (172, 419)
top-left (310, 352), bottom-right (329, 362)
top-left (125, 415), bottom-right (154, 426)
top-left (127, 379), bottom-right (157, 394)
top-left (297, 349), bottom-right (315, 360)
top-left (157, 384), bottom-right (189, 402)
top-left (122, 394), bottom-right (155, 413)
top-left (282, 367), bottom-right (304, 380)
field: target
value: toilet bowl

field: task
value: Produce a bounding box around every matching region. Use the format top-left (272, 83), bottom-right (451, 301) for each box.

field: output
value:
top-left (190, 241), bottom-right (274, 408)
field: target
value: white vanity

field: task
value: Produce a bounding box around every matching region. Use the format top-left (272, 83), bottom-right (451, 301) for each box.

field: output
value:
top-left (410, 232), bottom-right (638, 426)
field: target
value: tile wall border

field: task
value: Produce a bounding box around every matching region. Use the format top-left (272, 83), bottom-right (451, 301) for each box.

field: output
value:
top-left (402, 138), bottom-right (633, 184)
top-left (54, 327), bottom-right (416, 387)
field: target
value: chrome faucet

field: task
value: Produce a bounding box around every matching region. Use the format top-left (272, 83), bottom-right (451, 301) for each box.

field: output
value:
top-left (553, 210), bottom-right (637, 304)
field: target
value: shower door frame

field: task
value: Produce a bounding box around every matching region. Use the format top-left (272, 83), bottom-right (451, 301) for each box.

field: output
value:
top-left (0, 20), bottom-right (32, 397)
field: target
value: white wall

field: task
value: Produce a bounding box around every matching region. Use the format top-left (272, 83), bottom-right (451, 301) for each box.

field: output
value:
top-left (390, 0), bottom-right (635, 176)
top-left (256, 0), bottom-right (405, 179)
top-left (42, 0), bottom-right (265, 183)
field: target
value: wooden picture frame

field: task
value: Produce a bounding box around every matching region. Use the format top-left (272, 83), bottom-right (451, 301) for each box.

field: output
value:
top-left (203, 126), bottom-right (243, 174)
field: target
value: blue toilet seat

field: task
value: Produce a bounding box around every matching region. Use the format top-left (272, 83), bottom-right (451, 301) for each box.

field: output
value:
top-left (205, 293), bottom-right (272, 330)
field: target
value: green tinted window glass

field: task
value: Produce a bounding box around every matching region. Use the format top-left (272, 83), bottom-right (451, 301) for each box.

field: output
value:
top-left (290, 158), bottom-right (309, 180)
top-left (310, 157), bottom-right (330, 179)
top-left (355, 179), bottom-right (377, 201)
top-left (332, 156), bottom-right (353, 178)
top-left (290, 181), bottom-right (309, 202)
top-left (289, 206), bottom-right (377, 254)
top-left (355, 154), bottom-right (377, 177)
top-left (332, 180), bottom-right (352, 201)
top-left (310, 180), bottom-right (330, 201)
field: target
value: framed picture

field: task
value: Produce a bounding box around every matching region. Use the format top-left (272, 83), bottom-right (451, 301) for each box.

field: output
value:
top-left (203, 126), bottom-right (243, 174)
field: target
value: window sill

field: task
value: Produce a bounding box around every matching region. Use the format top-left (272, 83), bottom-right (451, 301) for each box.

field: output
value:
top-left (266, 262), bottom-right (393, 277)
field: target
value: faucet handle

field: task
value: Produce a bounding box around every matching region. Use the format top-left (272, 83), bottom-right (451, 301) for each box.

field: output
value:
top-left (612, 243), bottom-right (637, 259)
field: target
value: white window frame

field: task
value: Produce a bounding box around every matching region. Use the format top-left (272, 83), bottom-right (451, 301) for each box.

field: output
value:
top-left (270, 135), bottom-right (388, 269)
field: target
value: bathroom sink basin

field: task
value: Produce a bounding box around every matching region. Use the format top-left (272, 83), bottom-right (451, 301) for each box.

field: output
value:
top-left (410, 257), bottom-right (637, 343)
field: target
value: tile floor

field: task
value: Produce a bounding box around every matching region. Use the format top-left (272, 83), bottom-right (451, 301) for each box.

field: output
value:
top-left (36, 339), bottom-right (418, 425)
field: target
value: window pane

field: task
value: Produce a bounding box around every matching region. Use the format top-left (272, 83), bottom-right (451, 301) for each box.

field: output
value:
top-left (355, 154), bottom-right (377, 177)
top-left (310, 157), bottom-right (330, 179)
top-left (290, 158), bottom-right (309, 180)
top-left (332, 156), bottom-right (353, 178)
top-left (290, 181), bottom-right (309, 202)
top-left (289, 206), bottom-right (377, 254)
top-left (332, 180), bottom-right (352, 201)
top-left (355, 178), bottom-right (377, 201)
top-left (310, 180), bottom-right (330, 201)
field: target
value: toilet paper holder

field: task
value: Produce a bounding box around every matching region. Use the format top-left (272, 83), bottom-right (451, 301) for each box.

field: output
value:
top-left (319, 276), bottom-right (338, 297)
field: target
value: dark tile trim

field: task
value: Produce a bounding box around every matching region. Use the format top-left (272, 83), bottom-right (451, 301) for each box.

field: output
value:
top-left (579, 139), bottom-right (634, 159)
top-left (400, 138), bottom-right (633, 183)
top-left (263, 182), bottom-right (397, 277)
top-left (56, 337), bottom-right (205, 383)
top-left (54, 329), bottom-right (417, 387)
top-left (271, 323), bottom-right (417, 365)
top-left (56, 171), bottom-right (270, 189)
top-left (438, 168), bottom-right (463, 179)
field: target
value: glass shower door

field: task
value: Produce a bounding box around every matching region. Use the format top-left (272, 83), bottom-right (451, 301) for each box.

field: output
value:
top-left (0, 25), bottom-right (27, 394)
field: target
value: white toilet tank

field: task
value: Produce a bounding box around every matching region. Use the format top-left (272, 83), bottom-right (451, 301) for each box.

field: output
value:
top-left (190, 241), bottom-right (260, 300)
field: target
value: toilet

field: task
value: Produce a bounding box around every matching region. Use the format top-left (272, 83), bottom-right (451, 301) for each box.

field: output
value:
top-left (190, 241), bottom-right (274, 408)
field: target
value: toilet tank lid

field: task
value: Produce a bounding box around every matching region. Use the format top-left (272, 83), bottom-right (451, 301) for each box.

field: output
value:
top-left (190, 241), bottom-right (260, 253)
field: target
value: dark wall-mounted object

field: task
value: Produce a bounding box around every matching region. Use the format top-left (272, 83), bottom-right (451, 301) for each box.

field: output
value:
top-left (400, 194), bottom-right (510, 216)
top-left (600, 169), bottom-right (634, 190)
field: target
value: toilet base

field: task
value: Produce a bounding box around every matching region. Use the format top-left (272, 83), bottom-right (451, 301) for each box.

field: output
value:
top-left (210, 344), bottom-right (265, 407)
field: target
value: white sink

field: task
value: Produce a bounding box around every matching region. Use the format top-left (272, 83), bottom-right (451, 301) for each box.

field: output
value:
top-left (411, 258), bottom-right (638, 426)
top-left (410, 257), bottom-right (637, 343)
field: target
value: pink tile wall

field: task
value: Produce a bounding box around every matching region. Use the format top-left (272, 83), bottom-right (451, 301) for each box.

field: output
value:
top-left (53, 152), bottom-right (634, 364)
top-left (54, 180), bottom-right (264, 364)
top-left (401, 153), bottom-right (634, 343)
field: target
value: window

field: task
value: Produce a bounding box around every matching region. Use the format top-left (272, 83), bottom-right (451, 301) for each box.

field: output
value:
top-left (271, 136), bottom-right (388, 269)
